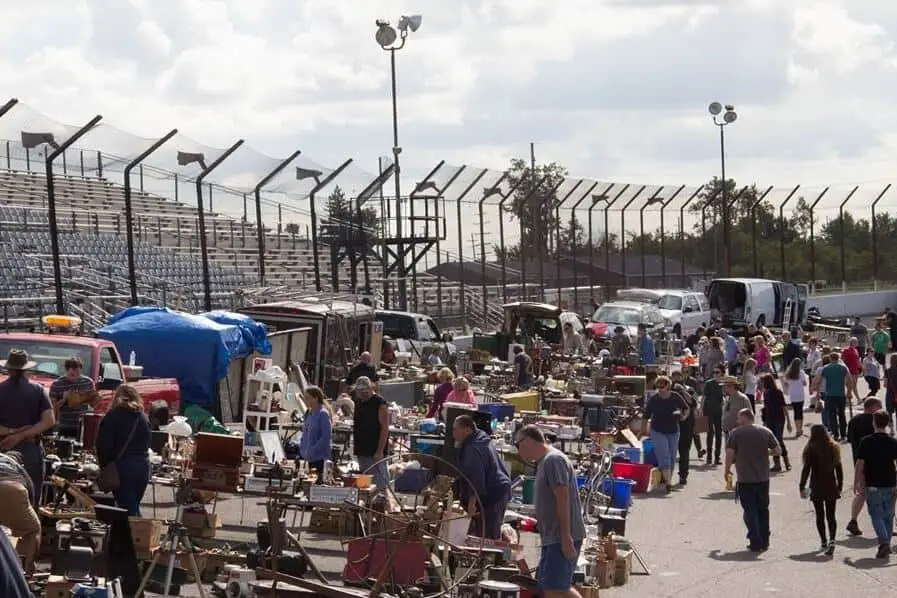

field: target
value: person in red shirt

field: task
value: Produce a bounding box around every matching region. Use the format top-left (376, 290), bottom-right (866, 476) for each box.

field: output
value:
top-left (841, 338), bottom-right (863, 405)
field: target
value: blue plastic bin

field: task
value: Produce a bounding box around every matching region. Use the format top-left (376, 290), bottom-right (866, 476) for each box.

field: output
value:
top-left (641, 438), bottom-right (658, 466)
top-left (615, 446), bottom-right (642, 464)
top-left (601, 477), bottom-right (636, 509)
top-left (479, 403), bottom-right (515, 422)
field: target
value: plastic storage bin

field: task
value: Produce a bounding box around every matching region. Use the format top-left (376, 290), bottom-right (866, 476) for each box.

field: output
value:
top-left (600, 477), bottom-right (636, 508)
top-left (611, 462), bottom-right (655, 493)
top-left (479, 403), bottom-right (515, 422)
top-left (615, 446), bottom-right (643, 464)
top-left (641, 438), bottom-right (658, 466)
top-left (411, 437), bottom-right (444, 455)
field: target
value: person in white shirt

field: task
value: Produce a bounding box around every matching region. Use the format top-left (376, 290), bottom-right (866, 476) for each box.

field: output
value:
top-left (862, 349), bottom-right (882, 397)
top-left (782, 358), bottom-right (809, 437)
top-left (562, 322), bottom-right (584, 355)
top-left (742, 358), bottom-right (759, 411)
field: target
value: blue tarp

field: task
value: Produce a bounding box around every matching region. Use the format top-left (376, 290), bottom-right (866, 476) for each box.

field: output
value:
top-left (199, 310), bottom-right (272, 358)
top-left (97, 307), bottom-right (271, 405)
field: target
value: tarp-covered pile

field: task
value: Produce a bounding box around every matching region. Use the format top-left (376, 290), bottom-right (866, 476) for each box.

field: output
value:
top-left (97, 307), bottom-right (272, 405)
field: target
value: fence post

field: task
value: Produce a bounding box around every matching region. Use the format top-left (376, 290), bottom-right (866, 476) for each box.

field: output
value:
top-left (638, 187), bottom-right (664, 286)
top-left (569, 182), bottom-right (600, 312)
top-left (749, 187), bottom-right (775, 276)
top-left (619, 186), bottom-right (646, 288)
top-left (553, 180), bottom-right (585, 305)
top-left (779, 186), bottom-right (811, 280)
top-left (870, 184), bottom-right (892, 290)
top-left (839, 188), bottom-right (859, 292)
top-left (657, 185), bottom-right (687, 287)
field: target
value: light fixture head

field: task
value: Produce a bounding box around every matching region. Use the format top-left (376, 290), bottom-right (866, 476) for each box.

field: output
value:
top-left (375, 21), bottom-right (398, 47)
top-left (177, 151), bottom-right (207, 169)
top-left (296, 166), bottom-right (323, 181)
top-left (646, 196), bottom-right (665, 206)
top-left (723, 110), bottom-right (737, 124)
top-left (708, 102), bottom-right (722, 116)
top-left (398, 15), bottom-right (422, 33)
top-left (483, 186), bottom-right (502, 199)
top-left (413, 180), bottom-right (439, 194)
top-left (21, 131), bottom-right (59, 150)
top-left (592, 194), bottom-right (608, 204)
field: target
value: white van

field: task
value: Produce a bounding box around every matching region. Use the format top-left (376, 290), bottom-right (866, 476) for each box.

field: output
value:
top-left (706, 278), bottom-right (807, 329)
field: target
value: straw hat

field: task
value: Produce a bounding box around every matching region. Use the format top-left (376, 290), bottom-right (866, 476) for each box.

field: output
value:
top-left (0, 349), bottom-right (35, 371)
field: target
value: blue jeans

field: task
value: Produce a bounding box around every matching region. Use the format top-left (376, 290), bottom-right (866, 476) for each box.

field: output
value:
top-left (357, 455), bottom-right (389, 491)
top-left (737, 481), bottom-right (770, 549)
top-left (865, 486), bottom-right (896, 546)
top-left (768, 420), bottom-right (789, 458)
top-left (113, 456), bottom-right (150, 516)
top-left (650, 430), bottom-right (679, 471)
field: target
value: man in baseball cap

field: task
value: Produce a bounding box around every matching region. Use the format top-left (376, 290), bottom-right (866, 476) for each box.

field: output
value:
top-left (351, 377), bottom-right (389, 490)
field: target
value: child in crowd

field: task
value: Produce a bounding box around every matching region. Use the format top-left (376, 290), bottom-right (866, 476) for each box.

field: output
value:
top-left (863, 348), bottom-right (881, 397)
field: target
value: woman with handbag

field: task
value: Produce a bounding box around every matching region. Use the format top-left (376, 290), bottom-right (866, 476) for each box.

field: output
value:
top-left (95, 385), bottom-right (151, 516)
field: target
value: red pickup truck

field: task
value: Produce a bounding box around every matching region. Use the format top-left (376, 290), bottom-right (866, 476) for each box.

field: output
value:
top-left (0, 332), bottom-right (180, 415)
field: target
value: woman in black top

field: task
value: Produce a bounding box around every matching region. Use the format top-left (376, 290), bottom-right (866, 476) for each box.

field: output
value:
top-left (95, 384), bottom-right (151, 516)
top-left (799, 424), bottom-right (843, 554)
top-left (760, 373), bottom-right (792, 472)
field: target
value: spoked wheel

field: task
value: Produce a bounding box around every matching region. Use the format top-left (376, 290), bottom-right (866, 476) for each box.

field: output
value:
top-left (582, 451), bottom-right (615, 525)
top-left (344, 452), bottom-right (488, 598)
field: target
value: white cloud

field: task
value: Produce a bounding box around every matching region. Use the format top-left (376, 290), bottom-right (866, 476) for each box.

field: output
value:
top-left (0, 0), bottom-right (896, 229)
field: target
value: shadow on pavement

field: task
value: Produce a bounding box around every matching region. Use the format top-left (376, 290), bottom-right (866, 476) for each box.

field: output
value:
top-left (843, 556), bottom-right (897, 569)
top-left (788, 550), bottom-right (834, 562)
top-left (837, 537), bottom-right (879, 549)
top-left (700, 491), bottom-right (735, 501)
top-left (707, 549), bottom-right (762, 562)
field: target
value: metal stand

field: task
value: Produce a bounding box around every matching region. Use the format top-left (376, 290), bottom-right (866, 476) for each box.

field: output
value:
top-left (134, 505), bottom-right (207, 598)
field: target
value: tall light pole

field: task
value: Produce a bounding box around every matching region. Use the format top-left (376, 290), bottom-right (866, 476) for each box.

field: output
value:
top-left (709, 102), bottom-right (737, 275)
top-left (376, 15), bottom-right (422, 310)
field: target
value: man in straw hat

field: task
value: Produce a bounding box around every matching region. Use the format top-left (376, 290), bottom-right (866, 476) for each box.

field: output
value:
top-left (351, 376), bottom-right (389, 490)
top-left (721, 375), bottom-right (754, 438)
top-left (0, 349), bottom-right (56, 506)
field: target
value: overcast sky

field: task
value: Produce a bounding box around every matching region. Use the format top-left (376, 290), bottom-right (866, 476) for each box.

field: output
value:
top-left (2, 0), bottom-right (897, 225)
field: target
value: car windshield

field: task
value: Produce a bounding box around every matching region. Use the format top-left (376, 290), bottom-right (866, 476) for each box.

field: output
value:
top-left (592, 306), bottom-right (642, 325)
top-left (0, 340), bottom-right (94, 379)
top-left (657, 295), bottom-right (683, 311)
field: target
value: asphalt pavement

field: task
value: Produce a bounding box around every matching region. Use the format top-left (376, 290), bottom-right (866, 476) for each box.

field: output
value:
top-left (144, 385), bottom-right (897, 597)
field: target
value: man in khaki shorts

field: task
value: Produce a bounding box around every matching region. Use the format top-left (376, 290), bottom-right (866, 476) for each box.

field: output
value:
top-left (0, 451), bottom-right (41, 574)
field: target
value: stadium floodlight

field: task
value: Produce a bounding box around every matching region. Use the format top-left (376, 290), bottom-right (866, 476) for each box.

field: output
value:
top-left (482, 185), bottom-right (503, 199)
top-left (413, 180), bottom-right (439, 194)
top-left (398, 15), bottom-right (422, 33)
top-left (177, 151), bottom-right (207, 170)
top-left (709, 101), bottom-right (738, 274)
top-left (296, 166), bottom-right (323, 182)
top-left (181, 141), bottom-right (245, 311)
top-left (21, 132), bottom-right (60, 150)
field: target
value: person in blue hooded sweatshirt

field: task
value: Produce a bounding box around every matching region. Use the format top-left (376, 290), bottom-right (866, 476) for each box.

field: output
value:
top-left (637, 324), bottom-right (656, 366)
top-left (453, 414), bottom-right (511, 539)
top-left (299, 386), bottom-right (333, 484)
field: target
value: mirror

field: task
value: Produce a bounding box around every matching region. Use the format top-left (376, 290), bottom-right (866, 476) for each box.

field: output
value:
top-left (97, 362), bottom-right (123, 391)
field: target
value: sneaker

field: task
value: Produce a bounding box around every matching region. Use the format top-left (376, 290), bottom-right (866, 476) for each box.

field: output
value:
top-left (678, 478), bottom-right (688, 486)
top-left (698, 449), bottom-right (707, 458)
top-left (846, 520), bottom-right (862, 536)
top-left (876, 544), bottom-right (891, 559)
top-left (714, 458), bottom-right (722, 465)
top-left (825, 542), bottom-right (835, 556)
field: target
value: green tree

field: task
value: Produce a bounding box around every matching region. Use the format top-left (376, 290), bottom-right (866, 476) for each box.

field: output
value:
top-left (502, 158), bottom-right (567, 259)
top-left (321, 185), bottom-right (379, 289)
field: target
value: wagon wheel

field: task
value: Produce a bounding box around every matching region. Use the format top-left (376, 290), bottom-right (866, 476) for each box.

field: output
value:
top-left (346, 452), bottom-right (488, 598)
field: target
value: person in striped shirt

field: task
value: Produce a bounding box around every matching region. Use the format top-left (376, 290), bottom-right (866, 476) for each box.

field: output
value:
top-left (48, 356), bottom-right (95, 439)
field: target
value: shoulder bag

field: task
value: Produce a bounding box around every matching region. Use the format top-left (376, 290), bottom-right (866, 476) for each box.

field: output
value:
top-left (96, 417), bottom-right (140, 492)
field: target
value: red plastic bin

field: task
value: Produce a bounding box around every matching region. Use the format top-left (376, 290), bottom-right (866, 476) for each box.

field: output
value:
top-left (612, 461), bottom-right (655, 494)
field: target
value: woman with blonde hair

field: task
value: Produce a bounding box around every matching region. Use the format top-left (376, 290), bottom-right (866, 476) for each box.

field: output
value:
top-left (446, 376), bottom-right (478, 409)
top-left (300, 386), bottom-right (333, 483)
top-left (95, 384), bottom-right (151, 515)
top-left (427, 367), bottom-right (455, 419)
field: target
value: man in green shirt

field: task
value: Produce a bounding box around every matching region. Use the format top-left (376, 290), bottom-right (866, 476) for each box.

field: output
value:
top-left (872, 322), bottom-right (890, 366)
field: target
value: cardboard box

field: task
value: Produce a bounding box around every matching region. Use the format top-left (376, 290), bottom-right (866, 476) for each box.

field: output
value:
top-left (593, 559), bottom-right (615, 589)
top-left (129, 517), bottom-right (162, 553)
top-left (182, 510), bottom-right (221, 538)
top-left (614, 550), bottom-right (632, 586)
top-left (575, 585), bottom-right (601, 598)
